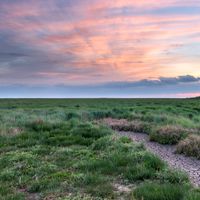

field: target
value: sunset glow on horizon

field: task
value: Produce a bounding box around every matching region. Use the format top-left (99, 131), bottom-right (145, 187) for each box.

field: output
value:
top-left (0, 0), bottom-right (200, 97)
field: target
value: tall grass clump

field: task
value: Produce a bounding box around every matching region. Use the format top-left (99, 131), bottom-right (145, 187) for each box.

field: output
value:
top-left (132, 182), bottom-right (185, 200)
top-left (26, 119), bottom-right (54, 132)
top-left (176, 135), bottom-right (200, 159)
top-left (149, 125), bottom-right (188, 145)
top-left (70, 123), bottom-right (112, 140)
top-left (65, 112), bottom-right (81, 120)
top-left (156, 168), bottom-right (189, 184)
top-left (184, 190), bottom-right (200, 200)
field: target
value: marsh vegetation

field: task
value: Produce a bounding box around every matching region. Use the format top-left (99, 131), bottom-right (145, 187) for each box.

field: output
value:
top-left (0, 98), bottom-right (200, 199)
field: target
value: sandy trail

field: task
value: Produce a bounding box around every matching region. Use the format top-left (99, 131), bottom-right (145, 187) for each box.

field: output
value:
top-left (118, 131), bottom-right (200, 187)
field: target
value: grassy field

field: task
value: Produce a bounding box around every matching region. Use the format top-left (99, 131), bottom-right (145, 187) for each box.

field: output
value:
top-left (0, 98), bottom-right (200, 199)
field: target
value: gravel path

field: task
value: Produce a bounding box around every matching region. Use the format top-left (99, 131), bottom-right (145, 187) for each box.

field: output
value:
top-left (118, 131), bottom-right (200, 187)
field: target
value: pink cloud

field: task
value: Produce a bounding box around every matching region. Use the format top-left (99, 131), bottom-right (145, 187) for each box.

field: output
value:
top-left (176, 92), bottom-right (200, 98)
top-left (0, 0), bottom-right (200, 85)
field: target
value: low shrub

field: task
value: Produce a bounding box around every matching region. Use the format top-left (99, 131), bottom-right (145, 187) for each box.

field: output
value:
top-left (44, 135), bottom-right (93, 146)
top-left (113, 121), bottom-right (148, 132)
top-left (124, 164), bottom-right (155, 181)
top-left (118, 136), bottom-right (132, 144)
top-left (91, 136), bottom-right (113, 150)
top-left (65, 112), bottom-right (81, 120)
top-left (176, 135), bottom-right (200, 159)
top-left (70, 123), bottom-right (112, 140)
top-left (150, 125), bottom-right (188, 145)
top-left (143, 153), bottom-right (165, 171)
top-left (28, 177), bottom-right (61, 193)
top-left (103, 118), bottom-right (151, 133)
top-left (90, 111), bottom-right (113, 120)
top-left (26, 119), bottom-right (53, 132)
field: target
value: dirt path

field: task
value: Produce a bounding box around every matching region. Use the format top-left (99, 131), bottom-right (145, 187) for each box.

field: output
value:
top-left (118, 131), bottom-right (200, 187)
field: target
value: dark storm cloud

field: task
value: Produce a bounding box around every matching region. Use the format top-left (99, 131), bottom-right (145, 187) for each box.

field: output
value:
top-left (103, 75), bottom-right (200, 88)
top-left (158, 75), bottom-right (200, 85)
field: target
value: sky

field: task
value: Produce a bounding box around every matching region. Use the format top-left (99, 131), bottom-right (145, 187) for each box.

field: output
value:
top-left (0, 0), bottom-right (200, 98)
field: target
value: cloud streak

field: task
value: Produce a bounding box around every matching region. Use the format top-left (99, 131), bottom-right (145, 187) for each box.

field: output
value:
top-left (0, 75), bottom-right (199, 98)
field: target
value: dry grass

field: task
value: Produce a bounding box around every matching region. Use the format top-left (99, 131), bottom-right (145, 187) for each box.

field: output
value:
top-left (0, 127), bottom-right (23, 136)
top-left (149, 125), bottom-right (188, 145)
top-left (101, 118), bottom-right (150, 133)
top-left (176, 135), bottom-right (200, 159)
